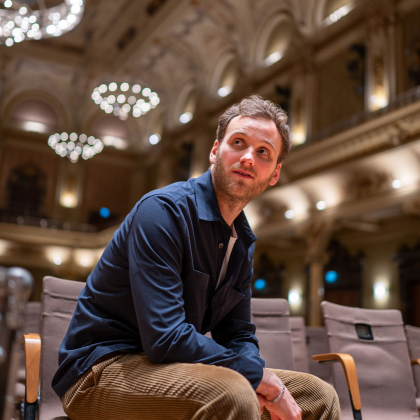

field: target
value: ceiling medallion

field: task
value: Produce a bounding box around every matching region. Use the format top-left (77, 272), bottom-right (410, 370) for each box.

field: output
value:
top-left (91, 82), bottom-right (160, 121)
top-left (0, 0), bottom-right (84, 47)
top-left (48, 132), bottom-right (104, 163)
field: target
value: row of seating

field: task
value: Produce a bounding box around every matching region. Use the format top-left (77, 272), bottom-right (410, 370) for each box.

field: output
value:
top-left (11, 277), bottom-right (420, 420)
top-left (252, 298), bottom-right (420, 420)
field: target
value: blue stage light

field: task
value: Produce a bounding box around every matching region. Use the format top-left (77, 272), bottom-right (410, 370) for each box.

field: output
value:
top-left (99, 207), bottom-right (111, 219)
top-left (254, 279), bottom-right (267, 290)
top-left (325, 270), bottom-right (338, 283)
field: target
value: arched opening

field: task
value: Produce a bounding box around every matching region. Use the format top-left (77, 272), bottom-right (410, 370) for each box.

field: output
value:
top-left (6, 163), bottom-right (47, 217)
top-left (10, 99), bottom-right (59, 132)
top-left (90, 115), bottom-right (130, 150)
top-left (217, 59), bottom-right (238, 97)
top-left (179, 89), bottom-right (197, 124)
top-left (264, 20), bottom-right (292, 66)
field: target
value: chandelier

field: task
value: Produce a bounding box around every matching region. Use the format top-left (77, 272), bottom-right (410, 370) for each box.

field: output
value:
top-left (48, 132), bottom-right (104, 163)
top-left (91, 82), bottom-right (160, 121)
top-left (0, 0), bottom-right (84, 47)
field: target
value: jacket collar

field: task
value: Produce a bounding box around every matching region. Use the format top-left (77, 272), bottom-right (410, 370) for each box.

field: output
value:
top-left (193, 169), bottom-right (257, 243)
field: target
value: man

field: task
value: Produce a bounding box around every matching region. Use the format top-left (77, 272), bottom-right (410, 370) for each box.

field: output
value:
top-left (53, 95), bottom-right (340, 420)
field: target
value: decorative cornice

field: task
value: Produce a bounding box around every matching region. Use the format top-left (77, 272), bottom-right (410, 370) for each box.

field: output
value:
top-left (283, 100), bottom-right (420, 181)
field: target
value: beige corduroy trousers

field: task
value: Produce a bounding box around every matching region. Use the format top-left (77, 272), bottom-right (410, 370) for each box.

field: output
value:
top-left (62, 353), bottom-right (341, 420)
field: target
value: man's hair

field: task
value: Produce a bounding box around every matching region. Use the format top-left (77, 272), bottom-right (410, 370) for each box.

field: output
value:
top-left (216, 94), bottom-right (291, 163)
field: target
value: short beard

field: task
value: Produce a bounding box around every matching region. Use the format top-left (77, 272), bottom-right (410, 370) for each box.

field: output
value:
top-left (212, 150), bottom-right (276, 208)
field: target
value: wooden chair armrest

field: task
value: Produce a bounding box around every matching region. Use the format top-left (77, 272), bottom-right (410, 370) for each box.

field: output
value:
top-left (312, 353), bottom-right (361, 411)
top-left (24, 333), bottom-right (41, 404)
top-left (411, 359), bottom-right (420, 366)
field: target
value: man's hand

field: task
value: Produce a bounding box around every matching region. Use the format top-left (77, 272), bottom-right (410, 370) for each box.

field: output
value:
top-left (256, 368), bottom-right (302, 420)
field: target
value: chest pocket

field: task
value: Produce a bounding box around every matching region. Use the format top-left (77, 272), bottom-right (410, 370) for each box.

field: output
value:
top-left (182, 269), bottom-right (209, 331)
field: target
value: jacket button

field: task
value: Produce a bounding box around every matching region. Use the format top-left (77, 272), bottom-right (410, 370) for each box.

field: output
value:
top-left (218, 243), bottom-right (224, 249)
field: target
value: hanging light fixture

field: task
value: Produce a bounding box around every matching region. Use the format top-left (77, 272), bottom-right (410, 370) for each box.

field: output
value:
top-left (48, 132), bottom-right (104, 163)
top-left (0, 0), bottom-right (84, 47)
top-left (91, 82), bottom-right (160, 121)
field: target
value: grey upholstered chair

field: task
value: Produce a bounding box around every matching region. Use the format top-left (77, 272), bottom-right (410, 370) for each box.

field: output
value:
top-left (251, 298), bottom-right (294, 370)
top-left (289, 316), bottom-right (310, 373)
top-left (405, 325), bottom-right (420, 412)
top-left (306, 326), bottom-right (332, 384)
top-left (15, 302), bottom-right (42, 402)
top-left (318, 301), bottom-right (419, 420)
top-left (24, 276), bottom-right (85, 420)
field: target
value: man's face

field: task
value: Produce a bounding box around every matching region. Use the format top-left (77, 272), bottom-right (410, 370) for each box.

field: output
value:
top-left (210, 116), bottom-right (282, 205)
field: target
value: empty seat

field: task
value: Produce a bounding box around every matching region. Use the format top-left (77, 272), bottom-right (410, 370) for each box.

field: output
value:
top-left (405, 325), bottom-right (420, 411)
top-left (24, 276), bottom-right (85, 420)
top-left (290, 316), bottom-right (310, 373)
top-left (251, 298), bottom-right (294, 370)
top-left (15, 302), bottom-right (42, 401)
top-left (321, 301), bottom-right (418, 420)
top-left (306, 326), bottom-right (333, 384)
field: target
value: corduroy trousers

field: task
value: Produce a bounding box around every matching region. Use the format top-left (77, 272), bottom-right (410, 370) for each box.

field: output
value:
top-left (62, 353), bottom-right (341, 420)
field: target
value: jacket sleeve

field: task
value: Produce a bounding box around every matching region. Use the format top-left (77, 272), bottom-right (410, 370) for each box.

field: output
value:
top-left (211, 244), bottom-right (265, 390)
top-left (127, 194), bottom-right (264, 389)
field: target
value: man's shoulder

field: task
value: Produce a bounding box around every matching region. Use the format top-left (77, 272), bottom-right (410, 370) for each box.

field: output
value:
top-left (140, 178), bottom-right (195, 206)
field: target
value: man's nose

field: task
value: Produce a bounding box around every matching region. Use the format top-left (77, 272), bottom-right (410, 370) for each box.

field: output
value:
top-left (240, 148), bottom-right (255, 166)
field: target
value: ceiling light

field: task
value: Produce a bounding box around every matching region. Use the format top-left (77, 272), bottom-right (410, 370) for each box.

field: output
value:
top-left (0, 0), bottom-right (84, 45)
top-left (53, 256), bottom-right (62, 266)
top-left (217, 86), bottom-right (232, 97)
top-left (180, 112), bottom-right (192, 124)
top-left (391, 179), bottom-right (401, 189)
top-left (316, 201), bottom-right (326, 210)
top-left (48, 132), bottom-right (104, 163)
top-left (92, 82), bottom-right (159, 120)
top-left (149, 133), bottom-right (161, 145)
top-left (285, 209), bottom-right (294, 219)
top-left (264, 51), bottom-right (282, 66)
top-left (102, 136), bottom-right (128, 150)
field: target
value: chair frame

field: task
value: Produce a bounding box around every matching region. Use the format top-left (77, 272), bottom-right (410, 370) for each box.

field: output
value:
top-left (312, 353), bottom-right (362, 420)
top-left (23, 333), bottom-right (41, 420)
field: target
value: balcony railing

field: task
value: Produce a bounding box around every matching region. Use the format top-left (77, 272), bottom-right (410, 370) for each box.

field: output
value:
top-left (0, 213), bottom-right (97, 233)
top-left (307, 85), bottom-right (420, 144)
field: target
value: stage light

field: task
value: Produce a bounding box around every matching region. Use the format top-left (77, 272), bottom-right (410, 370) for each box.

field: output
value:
top-left (254, 279), bottom-right (267, 290)
top-left (325, 271), bottom-right (338, 284)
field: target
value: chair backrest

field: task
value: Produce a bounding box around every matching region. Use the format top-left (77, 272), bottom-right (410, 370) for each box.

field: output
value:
top-left (40, 276), bottom-right (85, 420)
top-left (405, 325), bottom-right (420, 398)
top-left (289, 317), bottom-right (310, 373)
top-left (251, 298), bottom-right (294, 370)
top-left (306, 326), bottom-right (332, 384)
top-left (23, 301), bottom-right (42, 335)
top-left (322, 301), bottom-right (418, 420)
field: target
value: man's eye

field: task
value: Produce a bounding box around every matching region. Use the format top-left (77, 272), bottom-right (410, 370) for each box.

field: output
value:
top-left (258, 148), bottom-right (269, 156)
top-left (233, 139), bottom-right (243, 146)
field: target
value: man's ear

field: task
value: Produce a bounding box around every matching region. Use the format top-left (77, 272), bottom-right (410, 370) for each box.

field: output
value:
top-left (209, 140), bottom-right (219, 165)
top-left (269, 163), bottom-right (282, 186)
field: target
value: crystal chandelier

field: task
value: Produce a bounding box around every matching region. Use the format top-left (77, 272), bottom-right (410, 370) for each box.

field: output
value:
top-left (0, 0), bottom-right (84, 47)
top-left (48, 132), bottom-right (104, 163)
top-left (92, 82), bottom-right (160, 121)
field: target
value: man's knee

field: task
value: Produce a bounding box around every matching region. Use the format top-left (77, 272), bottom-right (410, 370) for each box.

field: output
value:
top-left (210, 368), bottom-right (260, 414)
top-left (311, 375), bottom-right (338, 403)
top-left (304, 373), bottom-right (340, 416)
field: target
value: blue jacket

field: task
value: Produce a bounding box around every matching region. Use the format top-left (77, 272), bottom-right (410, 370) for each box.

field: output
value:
top-left (52, 169), bottom-right (265, 398)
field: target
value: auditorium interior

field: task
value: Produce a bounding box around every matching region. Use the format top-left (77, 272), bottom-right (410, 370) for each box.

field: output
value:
top-left (1, 0), bottom-right (420, 326)
top-left (2, 0), bottom-right (420, 418)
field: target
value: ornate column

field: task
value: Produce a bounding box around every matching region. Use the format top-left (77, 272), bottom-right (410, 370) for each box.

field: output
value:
top-left (290, 47), bottom-right (315, 145)
top-left (364, 0), bottom-right (398, 111)
top-left (303, 220), bottom-right (333, 326)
